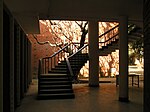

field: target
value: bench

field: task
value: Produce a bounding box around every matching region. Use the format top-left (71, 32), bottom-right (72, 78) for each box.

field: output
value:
top-left (116, 74), bottom-right (140, 87)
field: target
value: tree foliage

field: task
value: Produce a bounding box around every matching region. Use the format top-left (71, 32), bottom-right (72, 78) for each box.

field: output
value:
top-left (29, 20), bottom-right (120, 77)
top-left (129, 38), bottom-right (144, 64)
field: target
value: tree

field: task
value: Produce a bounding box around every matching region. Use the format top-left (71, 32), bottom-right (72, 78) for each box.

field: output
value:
top-left (129, 38), bottom-right (144, 64)
top-left (75, 21), bottom-right (88, 49)
top-left (28, 20), bottom-right (119, 77)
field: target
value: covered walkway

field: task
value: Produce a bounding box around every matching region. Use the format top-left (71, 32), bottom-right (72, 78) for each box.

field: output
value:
top-left (15, 79), bottom-right (143, 112)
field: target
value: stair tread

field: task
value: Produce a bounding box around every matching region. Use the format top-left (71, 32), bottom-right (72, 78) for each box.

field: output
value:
top-left (41, 73), bottom-right (67, 76)
top-left (41, 74), bottom-right (68, 77)
top-left (40, 77), bottom-right (69, 80)
top-left (49, 70), bottom-right (68, 72)
top-left (37, 93), bottom-right (75, 99)
top-left (39, 93), bottom-right (74, 96)
top-left (40, 81), bottom-right (71, 83)
top-left (40, 85), bottom-right (72, 87)
top-left (38, 93), bottom-right (74, 96)
top-left (40, 88), bottom-right (73, 91)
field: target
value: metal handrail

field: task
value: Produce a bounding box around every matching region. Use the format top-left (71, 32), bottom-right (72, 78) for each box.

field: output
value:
top-left (68, 44), bottom-right (88, 58)
top-left (66, 44), bottom-right (89, 81)
top-left (99, 25), bottom-right (119, 47)
top-left (41, 43), bottom-right (71, 73)
top-left (38, 42), bottom-right (87, 74)
top-left (99, 25), bottom-right (119, 38)
top-left (99, 24), bottom-right (136, 48)
top-left (42, 43), bottom-right (71, 59)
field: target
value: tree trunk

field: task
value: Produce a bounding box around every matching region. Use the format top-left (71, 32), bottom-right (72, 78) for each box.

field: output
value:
top-left (79, 29), bottom-right (88, 49)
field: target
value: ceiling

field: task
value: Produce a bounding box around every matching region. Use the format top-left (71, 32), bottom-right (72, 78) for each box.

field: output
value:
top-left (4, 0), bottom-right (143, 34)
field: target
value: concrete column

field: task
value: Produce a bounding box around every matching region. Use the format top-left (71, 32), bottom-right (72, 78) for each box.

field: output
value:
top-left (144, 0), bottom-right (150, 111)
top-left (15, 25), bottom-right (21, 106)
top-left (10, 16), bottom-right (15, 112)
top-left (119, 16), bottom-right (129, 102)
top-left (24, 36), bottom-right (28, 92)
top-left (28, 41), bottom-right (32, 84)
top-left (88, 21), bottom-right (99, 87)
top-left (0, 0), bottom-right (3, 111)
top-left (20, 30), bottom-right (25, 99)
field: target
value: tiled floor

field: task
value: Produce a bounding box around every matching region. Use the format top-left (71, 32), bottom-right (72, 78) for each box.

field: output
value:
top-left (15, 79), bottom-right (143, 112)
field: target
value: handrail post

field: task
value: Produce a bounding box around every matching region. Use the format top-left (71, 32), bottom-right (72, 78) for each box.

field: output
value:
top-left (50, 57), bottom-right (52, 71)
top-left (38, 59), bottom-right (42, 94)
top-left (38, 59), bottom-right (41, 77)
top-left (66, 57), bottom-right (74, 80)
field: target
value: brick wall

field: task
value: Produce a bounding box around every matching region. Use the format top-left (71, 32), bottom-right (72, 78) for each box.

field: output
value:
top-left (28, 22), bottom-right (60, 78)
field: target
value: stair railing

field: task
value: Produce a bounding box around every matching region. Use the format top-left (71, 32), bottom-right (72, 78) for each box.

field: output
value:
top-left (68, 43), bottom-right (89, 58)
top-left (66, 57), bottom-right (74, 77)
top-left (98, 24), bottom-right (136, 48)
top-left (38, 42), bottom-right (86, 74)
top-left (40, 43), bottom-right (71, 74)
top-left (38, 59), bottom-right (42, 94)
top-left (66, 43), bottom-right (89, 80)
top-left (65, 25), bottom-right (119, 80)
top-left (99, 25), bottom-right (119, 48)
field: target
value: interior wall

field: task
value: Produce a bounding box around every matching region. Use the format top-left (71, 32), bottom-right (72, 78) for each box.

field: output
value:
top-left (3, 5), bottom-right (32, 112)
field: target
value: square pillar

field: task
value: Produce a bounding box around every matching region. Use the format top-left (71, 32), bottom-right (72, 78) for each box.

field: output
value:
top-left (144, 0), bottom-right (150, 111)
top-left (119, 16), bottom-right (129, 102)
top-left (14, 24), bottom-right (21, 107)
top-left (88, 21), bottom-right (99, 87)
top-left (20, 30), bottom-right (25, 99)
top-left (0, 0), bottom-right (3, 111)
top-left (10, 16), bottom-right (15, 112)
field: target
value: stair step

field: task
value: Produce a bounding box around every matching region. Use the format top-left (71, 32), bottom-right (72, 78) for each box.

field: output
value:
top-left (69, 59), bottom-right (88, 62)
top-left (52, 67), bottom-right (68, 71)
top-left (39, 85), bottom-right (72, 89)
top-left (39, 89), bottom-right (73, 94)
top-left (51, 66), bottom-right (81, 71)
top-left (48, 70), bottom-right (68, 74)
top-left (40, 77), bottom-right (69, 81)
top-left (70, 56), bottom-right (88, 59)
top-left (40, 74), bottom-right (68, 78)
top-left (39, 81), bottom-right (72, 85)
top-left (56, 64), bottom-right (67, 67)
top-left (55, 65), bottom-right (80, 69)
top-left (37, 93), bottom-right (75, 100)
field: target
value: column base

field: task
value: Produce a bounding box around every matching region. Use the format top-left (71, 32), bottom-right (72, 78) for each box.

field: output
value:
top-left (89, 84), bottom-right (99, 87)
top-left (119, 97), bottom-right (129, 102)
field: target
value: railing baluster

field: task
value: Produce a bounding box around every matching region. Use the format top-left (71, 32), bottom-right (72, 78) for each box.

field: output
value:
top-left (58, 54), bottom-right (59, 64)
top-left (50, 58), bottom-right (52, 71)
top-left (52, 57), bottom-right (53, 68)
top-left (54, 56), bottom-right (56, 67)
top-left (45, 59), bottom-right (46, 73)
top-left (47, 59), bottom-right (49, 73)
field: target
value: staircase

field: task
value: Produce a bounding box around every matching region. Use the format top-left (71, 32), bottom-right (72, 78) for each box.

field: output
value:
top-left (49, 53), bottom-right (89, 78)
top-left (98, 24), bottom-right (143, 56)
top-left (38, 73), bottom-right (75, 99)
top-left (37, 24), bottom-right (143, 100)
top-left (37, 43), bottom-right (89, 100)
